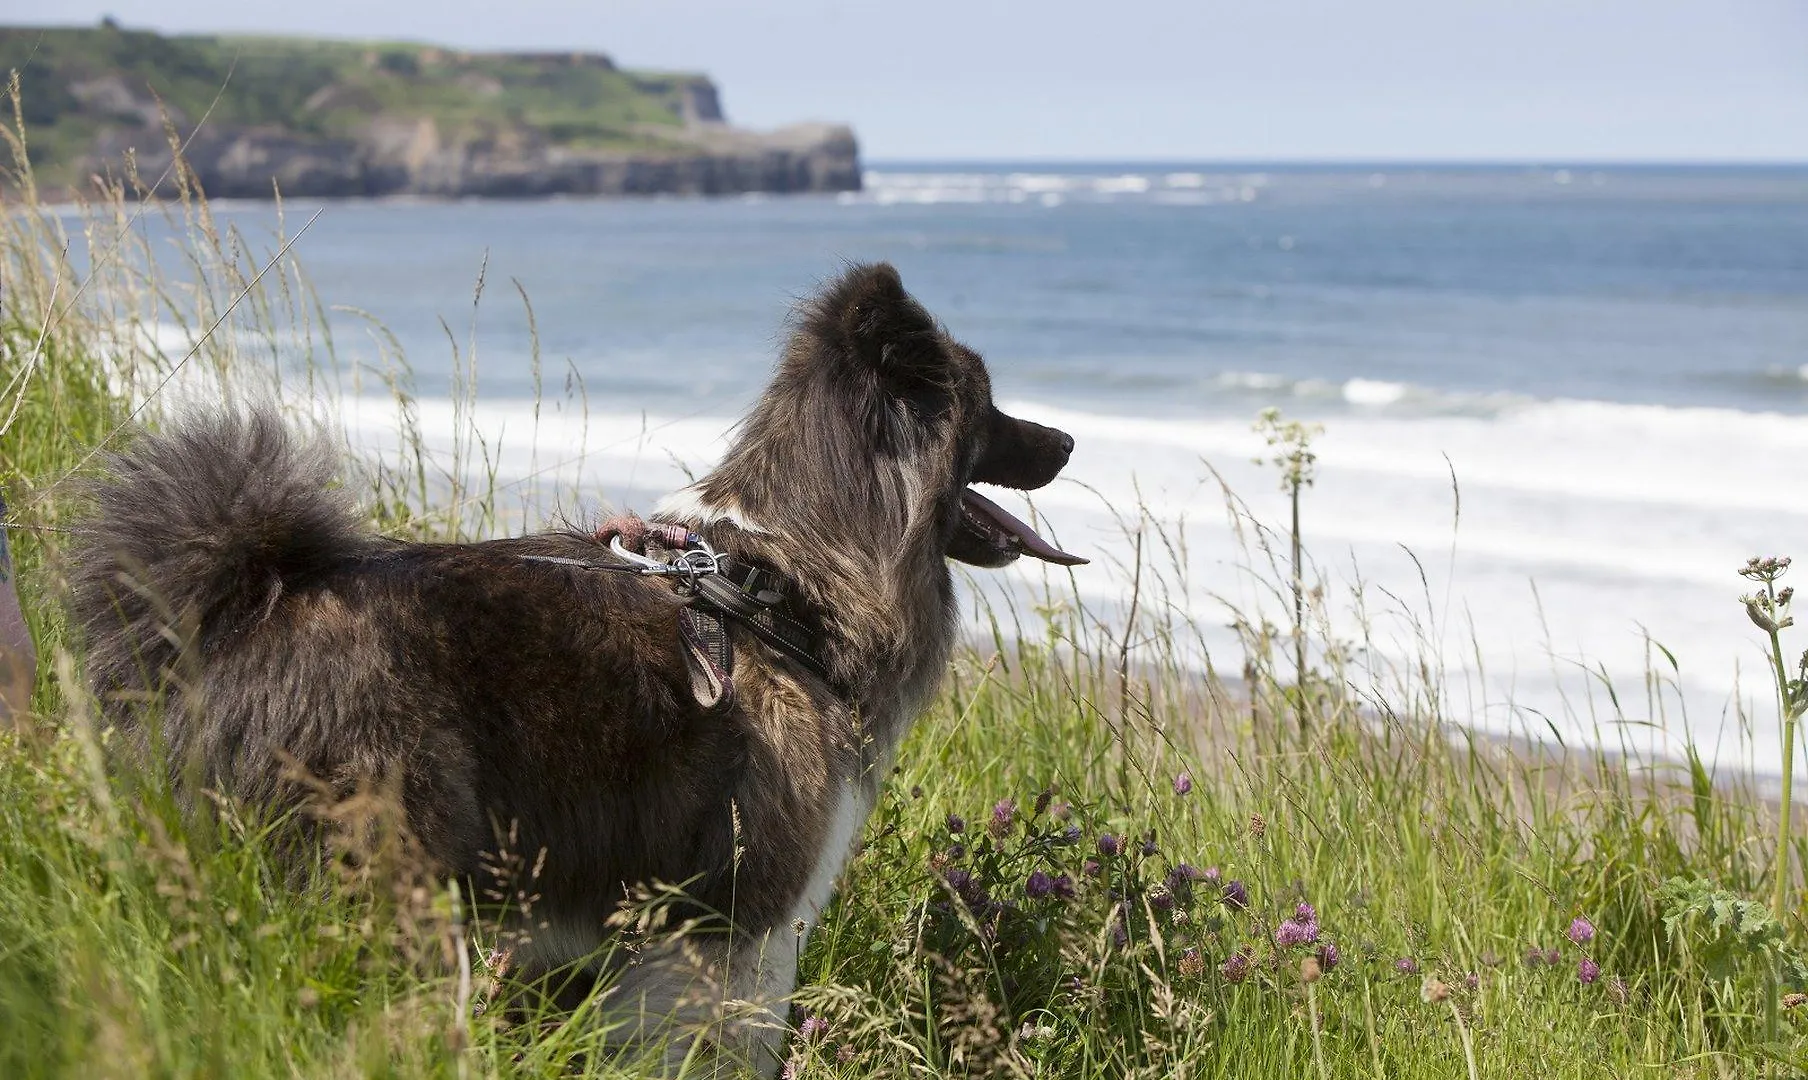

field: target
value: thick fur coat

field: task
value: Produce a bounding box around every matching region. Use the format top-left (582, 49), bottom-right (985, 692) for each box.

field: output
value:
top-left (70, 263), bottom-right (1080, 1072)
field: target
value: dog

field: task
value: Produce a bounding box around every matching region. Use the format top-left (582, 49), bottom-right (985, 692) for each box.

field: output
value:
top-left (70, 262), bottom-right (1083, 1072)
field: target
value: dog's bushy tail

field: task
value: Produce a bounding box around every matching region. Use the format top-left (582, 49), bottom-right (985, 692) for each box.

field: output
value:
top-left (70, 409), bottom-right (366, 701)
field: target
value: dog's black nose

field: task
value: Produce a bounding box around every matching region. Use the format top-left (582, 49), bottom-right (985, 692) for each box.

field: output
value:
top-left (1057, 430), bottom-right (1075, 456)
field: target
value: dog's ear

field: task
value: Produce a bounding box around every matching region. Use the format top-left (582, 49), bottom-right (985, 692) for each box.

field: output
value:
top-left (817, 263), bottom-right (946, 388)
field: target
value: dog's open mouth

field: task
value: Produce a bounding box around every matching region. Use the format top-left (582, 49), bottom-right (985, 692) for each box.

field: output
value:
top-left (956, 489), bottom-right (1088, 566)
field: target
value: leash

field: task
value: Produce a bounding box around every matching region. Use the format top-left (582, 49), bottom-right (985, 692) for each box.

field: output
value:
top-left (522, 516), bottom-right (831, 711)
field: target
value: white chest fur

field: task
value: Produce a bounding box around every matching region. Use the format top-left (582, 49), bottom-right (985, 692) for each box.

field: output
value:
top-left (790, 778), bottom-right (873, 940)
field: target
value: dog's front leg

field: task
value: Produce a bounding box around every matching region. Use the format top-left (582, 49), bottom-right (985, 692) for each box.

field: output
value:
top-left (721, 926), bottom-right (801, 1075)
top-left (604, 932), bottom-right (790, 1078)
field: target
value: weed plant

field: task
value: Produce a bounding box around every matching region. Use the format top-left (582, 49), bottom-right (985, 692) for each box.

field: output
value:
top-left (1, 97), bottom-right (1805, 1078)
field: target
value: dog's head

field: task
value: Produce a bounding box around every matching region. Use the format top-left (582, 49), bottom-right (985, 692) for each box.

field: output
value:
top-left (741, 262), bottom-right (1085, 569)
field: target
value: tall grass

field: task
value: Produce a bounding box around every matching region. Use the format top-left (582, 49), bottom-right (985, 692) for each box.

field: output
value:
top-left (1, 101), bottom-right (1804, 1078)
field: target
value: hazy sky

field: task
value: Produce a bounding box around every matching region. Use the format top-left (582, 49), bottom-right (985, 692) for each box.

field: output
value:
top-left (13, 1), bottom-right (1808, 161)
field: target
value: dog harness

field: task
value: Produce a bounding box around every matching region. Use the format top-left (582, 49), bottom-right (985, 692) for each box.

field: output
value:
top-left (522, 516), bottom-right (830, 711)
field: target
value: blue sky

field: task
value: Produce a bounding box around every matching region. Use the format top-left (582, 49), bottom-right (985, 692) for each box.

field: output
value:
top-left (13, 1), bottom-right (1807, 161)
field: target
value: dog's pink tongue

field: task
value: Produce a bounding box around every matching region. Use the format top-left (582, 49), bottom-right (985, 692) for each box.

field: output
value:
top-left (962, 489), bottom-right (1089, 565)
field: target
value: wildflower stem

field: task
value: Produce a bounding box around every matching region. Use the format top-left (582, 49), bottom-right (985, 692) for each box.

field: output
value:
top-left (1767, 578), bottom-right (1796, 922)
top-left (1306, 978), bottom-right (1330, 1080)
top-left (1361, 975), bottom-right (1386, 1080)
top-left (1291, 473), bottom-right (1307, 737)
top-left (1447, 999), bottom-right (1479, 1080)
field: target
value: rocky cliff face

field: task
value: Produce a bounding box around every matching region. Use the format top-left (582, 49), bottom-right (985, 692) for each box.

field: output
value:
top-left (7, 25), bottom-right (862, 199)
top-left (104, 117), bottom-right (861, 199)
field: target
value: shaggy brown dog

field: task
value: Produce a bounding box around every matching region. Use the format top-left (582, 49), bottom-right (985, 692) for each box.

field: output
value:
top-left (71, 262), bottom-right (1083, 1072)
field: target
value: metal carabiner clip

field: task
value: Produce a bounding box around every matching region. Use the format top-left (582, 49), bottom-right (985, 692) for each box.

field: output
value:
top-left (610, 535), bottom-right (674, 574)
top-left (609, 535), bottom-right (722, 579)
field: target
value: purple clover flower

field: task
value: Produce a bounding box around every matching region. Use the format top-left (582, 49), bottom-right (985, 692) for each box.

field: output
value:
top-left (1578, 957), bottom-right (1601, 985)
top-left (1050, 873), bottom-right (1075, 899)
top-left (1082, 858), bottom-right (1102, 878)
top-left (1395, 956), bottom-right (1420, 976)
top-left (1164, 864), bottom-right (1202, 898)
top-left (1220, 950), bottom-right (1254, 983)
top-left (1150, 887), bottom-right (1176, 912)
top-left (1316, 941), bottom-right (1341, 972)
top-left (1220, 879), bottom-right (1249, 910)
top-left (1567, 916), bottom-right (1595, 946)
top-left (946, 814), bottom-right (965, 835)
top-left (1274, 919), bottom-right (1314, 947)
top-left (1059, 824), bottom-right (1082, 845)
top-left (944, 869), bottom-right (988, 908)
top-left (1295, 902), bottom-right (1317, 924)
top-left (1140, 831), bottom-right (1159, 857)
top-left (1025, 870), bottom-right (1056, 899)
top-left (1097, 833), bottom-right (1122, 857)
top-left (1524, 946), bottom-right (1546, 968)
top-left (1544, 946), bottom-right (1561, 967)
top-left (989, 799), bottom-right (1017, 839)
top-left (1174, 771), bottom-right (1194, 795)
top-left (799, 1014), bottom-right (829, 1042)
top-left (1202, 866), bottom-right (1222, 883)
top-left (1177, 946), bottom-right (1206, 978)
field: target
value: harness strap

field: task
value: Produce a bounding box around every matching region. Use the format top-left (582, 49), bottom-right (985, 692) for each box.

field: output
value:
top-left (696, 561), bottom-right (830, 679)
top-left (677, 606), bottom-right (735, 712)
top-left (577, 515), bottom-right (831, 709)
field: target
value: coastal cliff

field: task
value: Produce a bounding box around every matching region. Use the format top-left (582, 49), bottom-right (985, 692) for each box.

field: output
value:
top-left (2, 23), bottom-right (861, 199)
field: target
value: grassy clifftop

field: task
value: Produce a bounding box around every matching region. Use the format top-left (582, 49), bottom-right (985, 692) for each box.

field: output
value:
top-left (1, 22), bottom-right (859, 197)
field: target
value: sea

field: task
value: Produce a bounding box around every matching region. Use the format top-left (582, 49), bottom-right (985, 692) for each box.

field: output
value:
top-left (143, 163), bottom-right (1808, 778)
